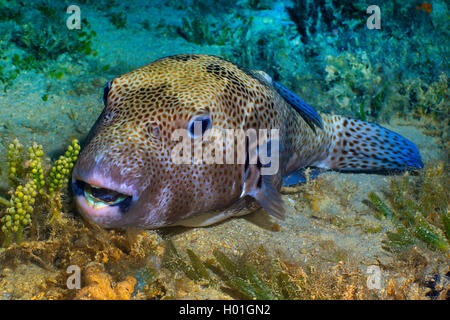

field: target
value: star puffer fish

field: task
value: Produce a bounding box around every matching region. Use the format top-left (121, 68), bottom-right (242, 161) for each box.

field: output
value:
top-left (72, 54), bottom-right (423, 229)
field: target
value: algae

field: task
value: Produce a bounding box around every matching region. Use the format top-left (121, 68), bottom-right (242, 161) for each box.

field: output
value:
top-left (366, 163), bottom-right (449, 252)
top-left (1, 139), bottom-right (79, 247)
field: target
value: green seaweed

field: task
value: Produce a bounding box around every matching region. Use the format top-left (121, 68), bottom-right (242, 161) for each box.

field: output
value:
top-left (212, 248), bottom-right (303, 299)
top-left (7, 139), bottom-right (25, 187)
top-left (324, 51), bottom-right (385, 120)
top-left (0, 50), bottom-right (21, 92)
top-left (276, 271), bottom-right (299, 300)
top-left (385, 226), bottom-right (415, 250)
top-left (162, 240), bottom-right (206, 281)
top-left (212, 249), bottom-right (236, 275)
top-left (0, 139), bottom-right (80, 247)
top-left (107, 12), bottom-right (127, 29)
top-left (12, 19), bottom-right (96, 63)
top-left (365, 164), bottom-right (449, 252)
top-left (162, 241), bottom-right (302, 299)
top-left (186, 249), bottom-right (210, 280)
top-left (442, 210), bottom-right (450, 241)
top-left (175, 13), bottom-right (216, 45)
top-left (367, 192), bottom-right (394, 220)
top-left (213, 249), bottom-right (275, 299)
top-left (413, 214), bottom-right (449, 252)
top-left (0, 2), bottom-right (98, 91)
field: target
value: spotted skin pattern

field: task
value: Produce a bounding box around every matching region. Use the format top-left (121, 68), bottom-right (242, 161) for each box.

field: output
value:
top-left (72, 54), bottom-right (423, 229)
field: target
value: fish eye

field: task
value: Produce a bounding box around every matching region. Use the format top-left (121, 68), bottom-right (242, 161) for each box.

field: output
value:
top-left (103, 80), bottom-right (112, 106)
top-left (188, 114), bottom-right (211, 138)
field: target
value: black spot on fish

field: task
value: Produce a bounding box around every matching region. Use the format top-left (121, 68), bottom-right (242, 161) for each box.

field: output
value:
top-left (205, 63), bottom-right (249, 94)
top-left (168, 54), bottom-right (200, 62)
top-left (205, 64), bottom-right (224, 78)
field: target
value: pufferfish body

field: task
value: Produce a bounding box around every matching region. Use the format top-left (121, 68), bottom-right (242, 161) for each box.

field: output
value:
top-left (72, 54), bottom-right (423, 228)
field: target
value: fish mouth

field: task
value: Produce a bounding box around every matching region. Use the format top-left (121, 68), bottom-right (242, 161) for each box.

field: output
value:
top-left (73, 179), bottom-right (133, 212)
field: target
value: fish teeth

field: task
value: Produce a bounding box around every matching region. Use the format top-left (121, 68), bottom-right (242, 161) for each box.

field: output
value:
top-left (84, 191), bottom-right (109, 209)
top-left (84, 188), bottom-right (127, 209)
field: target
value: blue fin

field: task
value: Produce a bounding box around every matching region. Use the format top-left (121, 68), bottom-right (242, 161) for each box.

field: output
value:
top-left (273, 81), bottom-right (323, 133)
top-left (282, 168), bottom-right (324, 186)
top-left (319, 117), bottom-right (424, 172)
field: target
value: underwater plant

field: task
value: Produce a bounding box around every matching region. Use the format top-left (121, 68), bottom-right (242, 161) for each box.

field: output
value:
top-left (12, 18), bottom-right (97, 63)
top-left (324, 51), bottom-right (386, 120)
top-left (0, 1), bottom-right (98, 91)
top-left (163, 240), bottom-right (304, 299)
top-left (286, 0), bottom-right (364, 46)
top-left (161, 240), bottom-right (420, 300)
top-left (407, 73), bottom-right (449, 142)
top-left (0, 40), bottom-right (21, 91)
top-left (107, 12), bottom-right (127, 29)
top-left (365, 163), bottom-right (449, 252)
top-left (241, 0), bottom-right (272, 10)
top-left (0, 139), bottom-right (80, 247)
top-left (0, 0), bottom-right (22, 22)
top-left (412, 73), bottom-right (448, 121)
top-left (174, 11), bottom-right (217, 45)
top-left (169, 4), bottom-right (258, 47)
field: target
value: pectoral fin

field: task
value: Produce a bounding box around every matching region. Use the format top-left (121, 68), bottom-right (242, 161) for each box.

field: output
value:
top-left (240, 138), bottom-right (285, 220)
top-left (253, 175), bottom-right (285, 220)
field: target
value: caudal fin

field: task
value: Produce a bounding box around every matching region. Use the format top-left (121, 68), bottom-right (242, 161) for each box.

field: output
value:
top-left (316, 115), bottom-right (423, 172)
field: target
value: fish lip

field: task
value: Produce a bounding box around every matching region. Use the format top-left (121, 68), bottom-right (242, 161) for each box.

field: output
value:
top-left (71, 171), bottom-right (136, 197)
top-left (71, 173), bottom-right (136, 215)
top-left (74, 192), bottom-right (122, 221)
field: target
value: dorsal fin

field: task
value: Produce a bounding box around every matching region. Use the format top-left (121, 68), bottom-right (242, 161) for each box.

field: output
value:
top-left (272, 81), bottom-right (323, 133)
